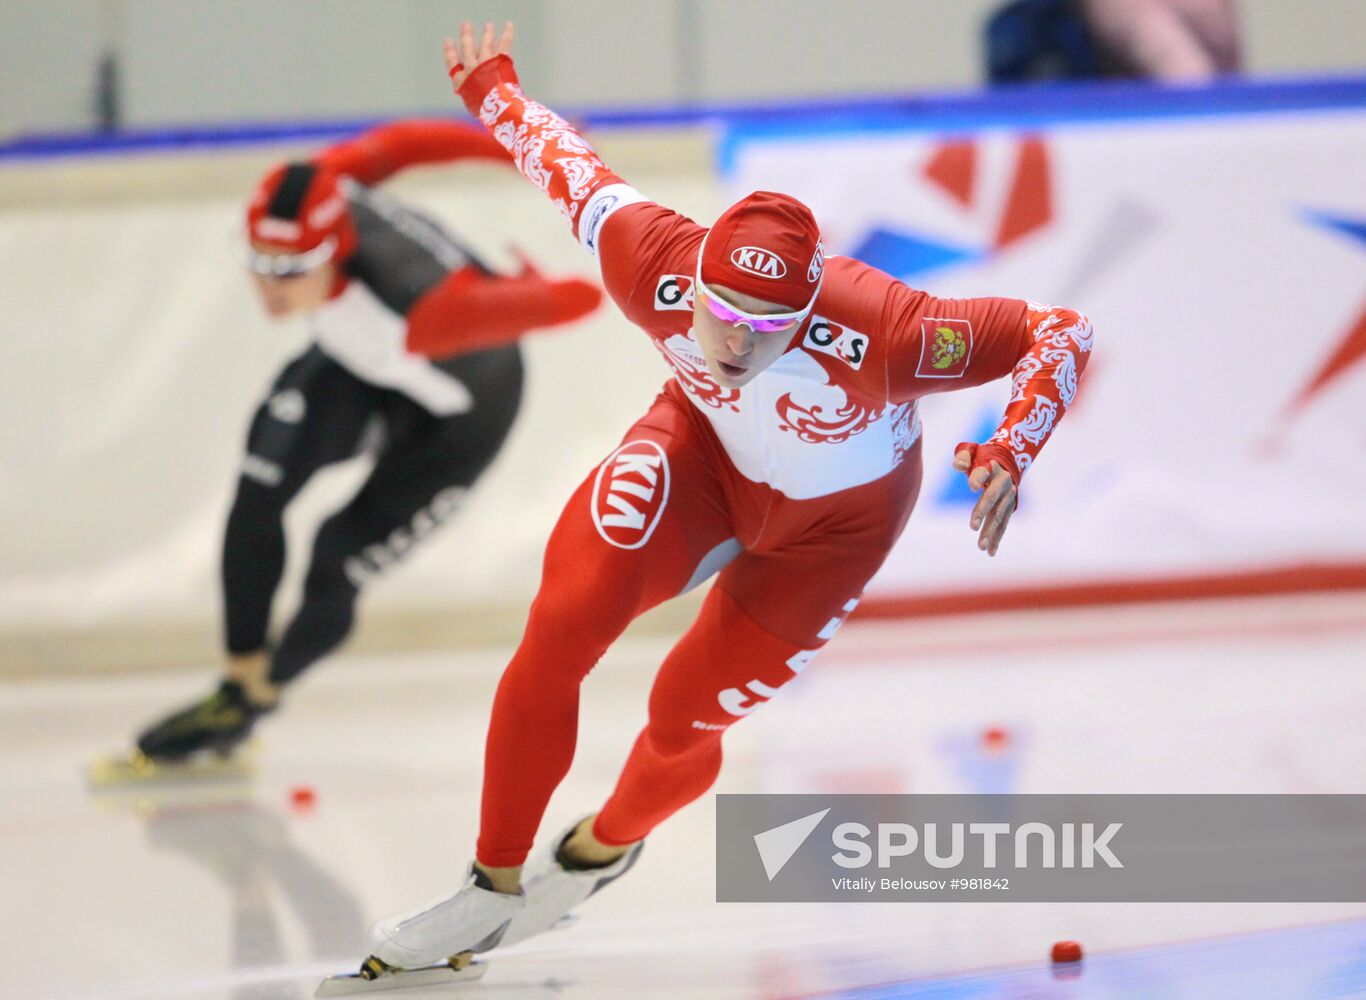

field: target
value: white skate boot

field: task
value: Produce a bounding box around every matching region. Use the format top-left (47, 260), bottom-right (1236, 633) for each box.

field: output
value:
top-left (316, 866), bottom-right (522, 996)
top-left (500, 817), bottom-right (644, 948)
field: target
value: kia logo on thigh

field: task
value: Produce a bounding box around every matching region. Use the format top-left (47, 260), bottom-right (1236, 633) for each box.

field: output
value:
top-left (591, 440), bottom-right (672, 549)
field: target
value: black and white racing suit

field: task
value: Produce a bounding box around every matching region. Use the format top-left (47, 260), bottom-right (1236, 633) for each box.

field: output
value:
top-left (225, 183), bottom-right (522, 684)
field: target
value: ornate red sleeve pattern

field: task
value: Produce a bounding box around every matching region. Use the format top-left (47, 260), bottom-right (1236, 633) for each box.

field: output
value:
top-left (457, 56), bottom-right (626, 239)
top-left (980, 303), bottom-right (1094, 482)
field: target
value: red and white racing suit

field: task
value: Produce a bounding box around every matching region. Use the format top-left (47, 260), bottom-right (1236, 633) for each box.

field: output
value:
top-left (457, 58), bottom-right (1094, 866)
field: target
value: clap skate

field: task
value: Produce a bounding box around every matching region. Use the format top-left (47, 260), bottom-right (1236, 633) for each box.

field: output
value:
top-left (316, 866), bottom-right (522, 996)
top-left (87, 680), bottom-right (269, 789)
top-left (499, 816), bottom-right (644, 948)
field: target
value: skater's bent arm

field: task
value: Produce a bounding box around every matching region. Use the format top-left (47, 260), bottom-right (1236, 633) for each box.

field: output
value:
top-left (888, 292), bottom-right (1093, 555)
top-left (965, 301), bottom-right (1093, 484)
top-left (964, 302), bottom-right (1093, 555)
top-left (316, 119), bottom-right (511, 185)
top-left (443, 22), bottom-right (648, 260)
top-left (404, 266), bottom-right (603, 359)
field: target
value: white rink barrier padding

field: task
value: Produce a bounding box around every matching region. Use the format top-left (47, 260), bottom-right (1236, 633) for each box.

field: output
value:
top-left (722, 96), bottom-right (1366, 610)
top-left (4, 87), bottom-right (1366, 644)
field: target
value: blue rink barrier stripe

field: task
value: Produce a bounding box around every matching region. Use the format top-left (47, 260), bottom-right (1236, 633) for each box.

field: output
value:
top-left (0, 117), bottom-right (399, 160)
top-left (1, 74), bottom-right (1362, 163)
top-left (801, 916), bottom-right (1366, 999)
top-left (715, 73), bottom-right (1366, 174)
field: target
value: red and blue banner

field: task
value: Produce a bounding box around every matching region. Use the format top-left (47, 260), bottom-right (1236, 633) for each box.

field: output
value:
top-left (722, 82), bottom-right (1366, 609)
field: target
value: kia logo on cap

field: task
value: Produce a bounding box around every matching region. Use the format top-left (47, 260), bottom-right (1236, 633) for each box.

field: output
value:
top-left (807, 242), bottom-right (825, 284)
top-left (730, 246), bottom-right (788, 280)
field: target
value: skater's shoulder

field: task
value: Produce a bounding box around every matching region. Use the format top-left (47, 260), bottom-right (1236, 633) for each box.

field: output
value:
top-left (596, 199), bottom-right (706, 314)
top-left (597, 196), bottom-right (705, 261)
top-left (809, 254), bottom-right (914, 331)
top-left (341, 182), bottom-right (486, 315)
top-left (344, 181), bottom-right (465, 267)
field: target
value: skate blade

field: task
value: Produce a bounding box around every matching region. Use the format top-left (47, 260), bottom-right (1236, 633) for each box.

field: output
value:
top-left (315, 958), bottom-right (487, 997)
top-left (85, 743), bottom-right (258, 790)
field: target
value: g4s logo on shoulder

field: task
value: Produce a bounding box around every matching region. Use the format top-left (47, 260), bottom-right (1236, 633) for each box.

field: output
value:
top-left (654, 275), bottom-right (695, 312)
top-left (803, 317), bottom-right (868, 371)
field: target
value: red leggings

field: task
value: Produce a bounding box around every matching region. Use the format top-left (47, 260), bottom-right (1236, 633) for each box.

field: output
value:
top-left (476, 387), bottom-right (922, 867)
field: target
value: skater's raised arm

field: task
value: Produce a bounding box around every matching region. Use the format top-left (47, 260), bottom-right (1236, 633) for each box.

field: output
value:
top-left (443, 22), bottom-right (653, 263)
top-left (316, 118), bottom-right (511, 186)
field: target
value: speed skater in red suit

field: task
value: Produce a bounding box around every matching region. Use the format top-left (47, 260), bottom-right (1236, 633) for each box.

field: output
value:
top-left (344, 22), bottom-right (1094, 982)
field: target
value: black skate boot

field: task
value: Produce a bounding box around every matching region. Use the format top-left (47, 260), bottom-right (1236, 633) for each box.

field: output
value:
top-left (136, 680), bottom-right (274, 762)
top-left (88, 681), bottom-right (275, 789)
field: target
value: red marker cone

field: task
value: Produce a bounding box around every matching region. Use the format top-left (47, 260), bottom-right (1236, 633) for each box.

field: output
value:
top-left (1051, 940), bottom-right (1083, 963)
top-left (981, 726), bottom-right (1010, 752)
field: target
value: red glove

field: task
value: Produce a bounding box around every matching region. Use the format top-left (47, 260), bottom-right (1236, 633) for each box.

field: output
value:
top-left (457, 54), bottom-right (521, 117)
top-left (954, 441), bottom-right (1021, 487)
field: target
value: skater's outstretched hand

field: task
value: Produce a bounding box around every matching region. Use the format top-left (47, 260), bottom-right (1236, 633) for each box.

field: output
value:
top-left (444, 20), bottom-right (515, 93)
top-left (952, 448), bottom-right (1017, 557)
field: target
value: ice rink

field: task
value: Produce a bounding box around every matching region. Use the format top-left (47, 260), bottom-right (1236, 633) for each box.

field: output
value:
top-left (4, 591), bottom-right (1365, 1000)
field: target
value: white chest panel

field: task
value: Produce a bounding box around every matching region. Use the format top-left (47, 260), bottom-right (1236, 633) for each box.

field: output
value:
top-left (655, 331), bottom-right (921, 500)
top-left (311, 283), bottom-right (473, 415)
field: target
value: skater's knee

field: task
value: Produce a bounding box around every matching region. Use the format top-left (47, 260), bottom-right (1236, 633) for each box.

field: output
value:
top-left (230, 473), bottom-right (288, 521)
top-left (301, 544), bottom-right (365, 609)
top-left (522, 586), bottom-right (633, 661)
top-left (299, 557), bottom-right (360, 610)
top-left (641, 721), bottom-right (723, 762)
top-left (306, 513), bottom-right (376, 595)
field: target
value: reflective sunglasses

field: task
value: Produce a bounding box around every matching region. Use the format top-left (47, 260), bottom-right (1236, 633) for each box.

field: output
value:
top-left (693, 271), bottom-right (813, 334)
top-left (235, 235), bottom-right (337, 279)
